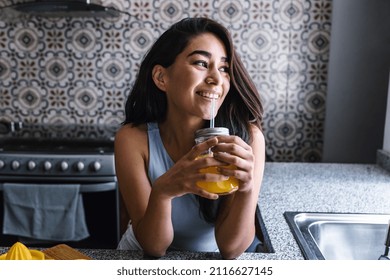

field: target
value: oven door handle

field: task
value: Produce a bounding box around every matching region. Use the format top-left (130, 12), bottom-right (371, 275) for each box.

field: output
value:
top-left (80, 182), bottom-right (117, 193)
top-left (0, 182), bottom-right (117, 193)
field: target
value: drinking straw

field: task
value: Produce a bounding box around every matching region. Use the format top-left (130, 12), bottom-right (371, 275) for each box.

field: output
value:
top-left (210, 98), bottom-right (215, 128)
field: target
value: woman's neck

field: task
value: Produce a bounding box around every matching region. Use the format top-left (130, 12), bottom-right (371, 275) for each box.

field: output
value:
top-left (158, 118), bottom-right (205, 162)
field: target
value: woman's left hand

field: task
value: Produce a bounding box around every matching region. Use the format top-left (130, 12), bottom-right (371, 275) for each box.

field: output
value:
top-left (211, 135), bottom-right (255, 193)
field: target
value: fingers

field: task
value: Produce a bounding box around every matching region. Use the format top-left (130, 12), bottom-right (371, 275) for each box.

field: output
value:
top-left (214, 135), bottom-right (252, 152)
top-left (169, 158), bottom-right (228, 198)
top-left (211, 135), bottom-right (254, 184)
top-left (187, 137), bottom-right (219, 160)
top-left (213, 150), bottom-right (252, 169)
top-left (178, 174), bottom-right (221, 200)
top-left (195, 188), bottom-right (219, 200)
top-left (217, 165), bottom-right (252, 182)
top-left (212, 138), bottom-right (253, 169)
top-left (177, 135), bottom-right (254, 197)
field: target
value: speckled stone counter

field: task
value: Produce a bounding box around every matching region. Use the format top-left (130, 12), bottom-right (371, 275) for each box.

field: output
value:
top-left (1, 162), bottom-right (390, 260)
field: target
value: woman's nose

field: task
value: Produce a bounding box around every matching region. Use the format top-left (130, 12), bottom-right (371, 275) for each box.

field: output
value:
top-left (206, 67), bottom-right (222, 85)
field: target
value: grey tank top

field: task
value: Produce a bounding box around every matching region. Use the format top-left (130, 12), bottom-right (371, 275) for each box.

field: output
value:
top-left (147, 122), bottom-right (218, 252)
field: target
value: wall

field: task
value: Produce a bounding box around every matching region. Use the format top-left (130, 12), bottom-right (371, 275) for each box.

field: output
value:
top-left (384, 72), bottom-right (390, 153)
top-left (323, 0), bottom-right (390, 163)
top-left (0, 0), bottom-right (332, 162)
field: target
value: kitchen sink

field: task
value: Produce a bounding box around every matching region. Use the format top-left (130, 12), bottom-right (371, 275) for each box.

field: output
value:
top-left (284, 212), bottom-right (390, 260)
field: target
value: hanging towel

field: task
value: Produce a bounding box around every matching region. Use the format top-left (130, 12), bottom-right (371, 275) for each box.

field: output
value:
top-left (2, 183), bottom-right (89, 241)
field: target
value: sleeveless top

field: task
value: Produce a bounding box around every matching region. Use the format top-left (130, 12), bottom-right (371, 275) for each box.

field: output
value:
top-left (117, 122), bottom-right (218, 252)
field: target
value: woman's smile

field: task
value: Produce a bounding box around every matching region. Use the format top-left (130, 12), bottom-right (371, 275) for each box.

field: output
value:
top-left (196, 90), bottom-right (220, 100)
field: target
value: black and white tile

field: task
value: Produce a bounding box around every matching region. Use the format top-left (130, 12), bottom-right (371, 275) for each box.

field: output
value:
top-left (0, 0), bottom-right (332, 162)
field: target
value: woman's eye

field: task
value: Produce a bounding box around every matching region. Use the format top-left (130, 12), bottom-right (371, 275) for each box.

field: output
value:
top-left (194, 60), bottom-right (208, 68)
top-left (219, 66), bottom-right (230, 73)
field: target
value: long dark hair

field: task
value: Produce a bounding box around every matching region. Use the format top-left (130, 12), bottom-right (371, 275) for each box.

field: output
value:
top-left (123, 17), bottom-right (263, 222)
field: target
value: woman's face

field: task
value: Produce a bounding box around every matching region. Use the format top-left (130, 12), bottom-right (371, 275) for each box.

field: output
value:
top-left (157, 32), bottom-right (231, 122)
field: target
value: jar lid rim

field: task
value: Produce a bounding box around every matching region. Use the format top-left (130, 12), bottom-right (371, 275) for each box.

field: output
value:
top-left (195, 127), bottom-right (229, 137)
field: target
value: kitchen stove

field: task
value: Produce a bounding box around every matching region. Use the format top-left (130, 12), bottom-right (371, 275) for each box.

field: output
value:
top-left (0, 122), bottom-right (116, 180)
top-left (0, 121), bottom-right (120, 249)
top-left (0, 140), bottom-right (115, 181)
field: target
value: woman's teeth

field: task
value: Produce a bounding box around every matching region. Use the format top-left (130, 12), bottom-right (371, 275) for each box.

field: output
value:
top-left (197, 92), bottom-right (219, 99)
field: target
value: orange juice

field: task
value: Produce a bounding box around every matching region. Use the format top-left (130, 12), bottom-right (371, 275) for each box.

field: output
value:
top-left (194, 127), bottom-right (239, 194)
top-left (196, 164), bottom-right (239, 194)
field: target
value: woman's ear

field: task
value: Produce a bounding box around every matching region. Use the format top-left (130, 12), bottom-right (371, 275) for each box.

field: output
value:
top-left (152, 65), bottom-right (167, 92)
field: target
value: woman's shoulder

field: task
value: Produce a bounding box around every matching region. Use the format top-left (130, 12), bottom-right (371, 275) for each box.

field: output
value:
top-left (249, 124), bottom-right (264, 139)
top-left (115, 123), bottom-right (148, 149)
top-left (248, 124), bottom-right (265, 149)
top-left (116, 123), bottom-right (147, 136)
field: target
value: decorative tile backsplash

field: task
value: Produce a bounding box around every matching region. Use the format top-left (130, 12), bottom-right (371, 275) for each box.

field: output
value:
top-left (0, 0), bottom-right (332, 162)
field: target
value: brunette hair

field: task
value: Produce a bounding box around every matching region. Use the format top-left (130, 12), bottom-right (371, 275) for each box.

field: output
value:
top-left (123, 17), bottom-right (263, 141)
top-left (123, 17), bottom-right (263, 222)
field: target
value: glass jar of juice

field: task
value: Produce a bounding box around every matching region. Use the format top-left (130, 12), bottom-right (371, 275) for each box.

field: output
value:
top-left (194, 127), bottom-right (239, 195)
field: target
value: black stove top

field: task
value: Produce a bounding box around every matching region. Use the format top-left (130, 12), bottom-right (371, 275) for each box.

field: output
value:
top-left (0, 122), bottom-right (118, 177)
top-left (0, 138), bottom-right (114, 153)
top-left (0, 122), bottom-right (117, 139)
top-left (0, 122), bottom-right (117, 153)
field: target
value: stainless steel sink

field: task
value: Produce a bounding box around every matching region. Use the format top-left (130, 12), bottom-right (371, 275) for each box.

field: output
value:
top-left (284, 212), bottom-right (390, 260)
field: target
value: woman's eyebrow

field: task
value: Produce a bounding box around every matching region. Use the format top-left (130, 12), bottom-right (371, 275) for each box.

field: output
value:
top-left (187, 50), bottom-right (228, 62)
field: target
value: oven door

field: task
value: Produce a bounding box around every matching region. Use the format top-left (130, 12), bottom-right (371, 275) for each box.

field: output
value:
top-left (0, 181), bottom-right (120, 249)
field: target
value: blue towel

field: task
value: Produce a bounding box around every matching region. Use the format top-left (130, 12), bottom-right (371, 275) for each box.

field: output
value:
top-left (2, 183), bottom-right (89, 241)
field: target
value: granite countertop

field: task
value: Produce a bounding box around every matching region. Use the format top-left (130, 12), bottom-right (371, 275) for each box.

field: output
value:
top-left (84, 162), bottom-right (390, 260)
top-left (1, 162), bottom-right (390, 260)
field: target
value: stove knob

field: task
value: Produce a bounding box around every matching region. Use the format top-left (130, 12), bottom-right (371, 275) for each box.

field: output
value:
top-left (11, 160), bottom-right (20, 170)
top-left (76, 161), bottom-right (85, 172)
top-left (91, 161), bottom-right (101, 172)
top-left (43, 161), bottom-right (52, 171)
top-left (0, 160), bottom-right (4, 169)
top-left (27, 160), bottom-right (36, 170)
top-left (60, 161), bottom-right (69, 171)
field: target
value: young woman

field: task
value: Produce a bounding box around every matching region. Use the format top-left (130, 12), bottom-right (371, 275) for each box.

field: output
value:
top-left (115, 17), bottom-right (265, 259)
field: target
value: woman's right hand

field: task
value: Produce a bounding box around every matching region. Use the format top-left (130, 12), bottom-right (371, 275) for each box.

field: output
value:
top-left (152, 137), bottom-right (227, 200)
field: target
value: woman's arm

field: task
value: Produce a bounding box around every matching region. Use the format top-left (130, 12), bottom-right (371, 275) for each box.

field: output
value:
top-left (115, 124), bottom-right (228, 257)
top-left (115, 124), bottom-right (174, 256)
top-left (213, 125), bottom-right (265, 259)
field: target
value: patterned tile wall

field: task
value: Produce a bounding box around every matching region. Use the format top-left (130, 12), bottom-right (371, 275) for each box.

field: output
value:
top-left (0, 0), bottom-right (332, 162)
